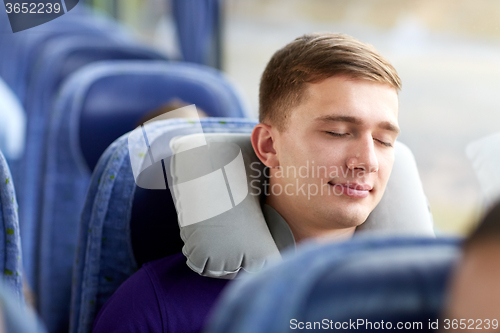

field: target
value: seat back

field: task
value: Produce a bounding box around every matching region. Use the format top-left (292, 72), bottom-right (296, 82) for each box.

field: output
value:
top-left (3, 15), bottom-right (129, 226)
top-left (206, 237), bottom-right (461, 333)
top-left (0, 150), bottom-right (23, 304)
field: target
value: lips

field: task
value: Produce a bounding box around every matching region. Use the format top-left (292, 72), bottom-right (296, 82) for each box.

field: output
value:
top-left (328, 182), bottom-right (372, 199)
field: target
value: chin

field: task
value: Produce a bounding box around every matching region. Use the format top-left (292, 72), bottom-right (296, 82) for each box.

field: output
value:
top-left (343, 199), bottom-right (379, 224)
top-left (344, 202), bottom-right (375, 225)
top-left (340, 214), bottom-right (369, 228)
top-left (322, 205), bottom-right (371, 228)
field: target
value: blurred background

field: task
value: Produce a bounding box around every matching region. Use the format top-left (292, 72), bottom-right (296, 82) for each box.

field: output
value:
top-left (76, 0), bottom-right (500, 235)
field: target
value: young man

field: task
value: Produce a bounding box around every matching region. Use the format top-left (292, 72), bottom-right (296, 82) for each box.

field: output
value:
top-left (93, 32), bottom-right (401, 333)
top-left (253, 32), bottom-right (400, 243)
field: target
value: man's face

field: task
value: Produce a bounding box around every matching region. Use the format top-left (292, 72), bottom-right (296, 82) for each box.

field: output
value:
top-left (271, 75), bottom-right (399, 231)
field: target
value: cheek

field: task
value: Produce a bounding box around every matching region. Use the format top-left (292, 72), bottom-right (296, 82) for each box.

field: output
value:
top-left (377, 153), bottom-right (395, 182)
top-left (314, 142), bottom-right (346, 165)
top-left (279, 136), bottom-right (315, 166)
top-left (279, 144), bottom-right (301, 167)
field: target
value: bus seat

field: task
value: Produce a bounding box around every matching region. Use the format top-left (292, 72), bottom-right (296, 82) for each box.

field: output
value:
top-left (1, 21), bottom-right (130, 217)
top-left (43, 61), bottom-right (249, 333)
top-left (0, 7), bottom-right (129, 102)
top-left (70, 118), bottom-right (257, 333)
top-left (71, 118), bottom-right (434, 333)
top-left (13, 28), bottom-right (128, 106)
top-left (205, 237), bottom-right (461, 333)
top-left (18, 41), bottom-right (167, 332)
top-left (0, 150), bottom-right (23, 304)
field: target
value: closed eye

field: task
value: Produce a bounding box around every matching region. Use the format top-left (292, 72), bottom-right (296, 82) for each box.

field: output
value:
top-left (326, 131), bottom-right (349, 137)
top-left (375, 139), bottom-right (393, 147)
top-left (326, 132), bottom-right (393, 147)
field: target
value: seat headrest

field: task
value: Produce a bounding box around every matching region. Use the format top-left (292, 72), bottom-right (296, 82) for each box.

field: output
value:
top-left (78, 61), bottom-right (251, 171)
top-left (165, 133), bottom-right (435, 279)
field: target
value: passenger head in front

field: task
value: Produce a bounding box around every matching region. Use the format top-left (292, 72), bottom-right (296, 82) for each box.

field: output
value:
top-left (443, 202), bottom-right (500, 330)
top-left (251, 33), bottom-right (401, 243)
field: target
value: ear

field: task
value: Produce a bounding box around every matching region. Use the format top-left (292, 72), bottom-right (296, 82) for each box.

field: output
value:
top-left (251, 123), bottom-right (280, 168)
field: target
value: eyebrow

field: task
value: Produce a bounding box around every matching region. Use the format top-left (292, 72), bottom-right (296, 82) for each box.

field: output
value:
top-left (315, 115), bottom-right (401, 135)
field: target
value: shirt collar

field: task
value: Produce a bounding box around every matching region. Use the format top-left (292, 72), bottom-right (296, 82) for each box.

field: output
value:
top-left (262, 204), bottom-right (296, 254)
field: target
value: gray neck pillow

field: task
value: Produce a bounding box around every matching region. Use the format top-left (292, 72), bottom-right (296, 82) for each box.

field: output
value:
top-left (170, 133), bottom-right (435, 279)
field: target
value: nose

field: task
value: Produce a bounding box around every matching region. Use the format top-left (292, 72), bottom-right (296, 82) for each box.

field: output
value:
top-left (346, 136), bottom-right (379, 173)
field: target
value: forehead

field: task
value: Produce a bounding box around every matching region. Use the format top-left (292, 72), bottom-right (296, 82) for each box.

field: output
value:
top-left (291, 76), bottom-right (399, 127)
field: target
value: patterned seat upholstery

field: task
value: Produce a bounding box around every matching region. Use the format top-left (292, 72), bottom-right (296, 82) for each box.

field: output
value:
top-left (0, 150), bottom-right (23, 304)
top-left (0, 151), bottom-right (46, 333)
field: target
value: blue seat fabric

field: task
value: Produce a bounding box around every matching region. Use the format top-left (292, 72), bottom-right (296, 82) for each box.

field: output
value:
top-left (0, 151), bottom-right (23, 304)
top-left (205, 237), bottom-right (462, 333)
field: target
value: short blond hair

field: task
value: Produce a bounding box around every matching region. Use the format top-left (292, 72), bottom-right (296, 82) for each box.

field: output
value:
top-left (259, 33), bottom-right (401, 131)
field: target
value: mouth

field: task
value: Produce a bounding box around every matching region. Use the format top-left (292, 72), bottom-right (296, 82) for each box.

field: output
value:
top-left (328, 182), bottom-right (372, 199)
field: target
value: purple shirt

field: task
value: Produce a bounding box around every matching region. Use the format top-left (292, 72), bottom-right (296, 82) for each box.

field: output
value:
top-left (93, 253), bottom-right (229, 333)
